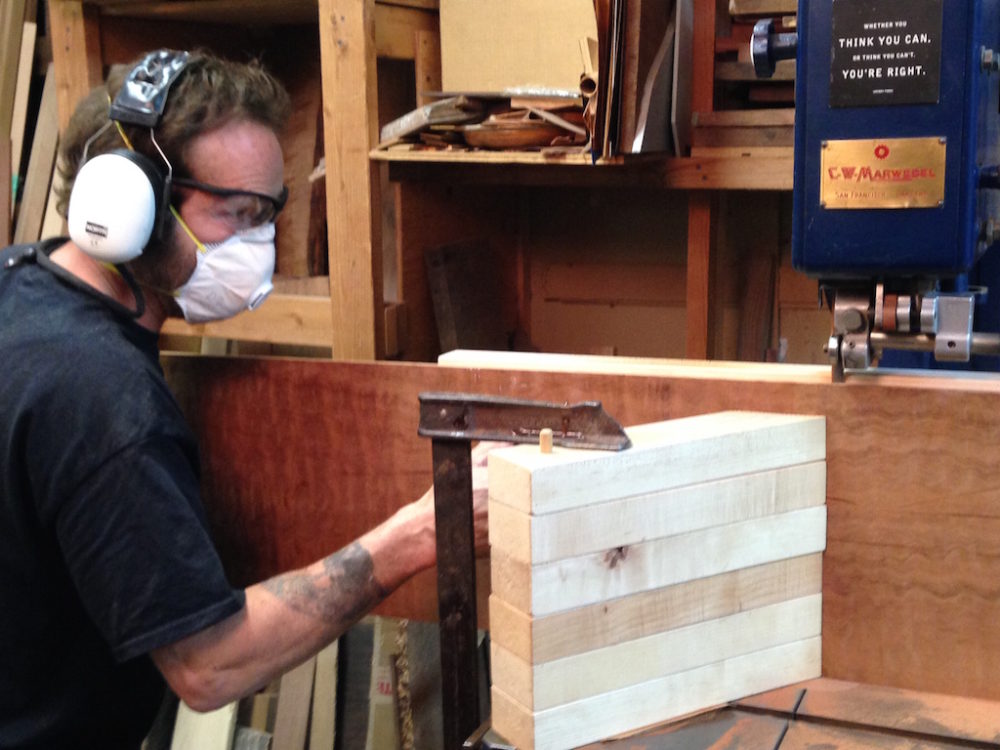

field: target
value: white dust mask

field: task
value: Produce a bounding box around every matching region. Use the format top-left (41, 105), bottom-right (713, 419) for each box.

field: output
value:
top-left (171, 207), bottom-right (276, 323)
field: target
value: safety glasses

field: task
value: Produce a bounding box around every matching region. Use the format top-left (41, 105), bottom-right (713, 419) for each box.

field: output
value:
top-left (172, 177), bottom-right (288, 228)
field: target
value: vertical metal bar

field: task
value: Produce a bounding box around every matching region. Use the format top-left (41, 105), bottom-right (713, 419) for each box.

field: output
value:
top-left (431, 438), bottom-right (479, 749)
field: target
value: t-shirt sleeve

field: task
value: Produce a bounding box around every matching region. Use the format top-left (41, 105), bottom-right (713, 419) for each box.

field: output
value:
top-left (54, 433), bottom-right (245, 663)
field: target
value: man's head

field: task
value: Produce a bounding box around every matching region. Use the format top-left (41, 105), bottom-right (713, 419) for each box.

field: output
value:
top-left (57, 49), bottom-right (291, 222)
top-left (57, 49), bottom-right (292, 321)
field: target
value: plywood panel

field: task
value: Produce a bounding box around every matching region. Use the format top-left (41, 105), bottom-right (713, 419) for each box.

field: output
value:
top-left (161, 354), bottom-right (1000, 700)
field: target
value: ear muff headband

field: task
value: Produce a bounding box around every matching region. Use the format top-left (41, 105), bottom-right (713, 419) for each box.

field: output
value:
top-left (67, 49), bottom-right (190, 263)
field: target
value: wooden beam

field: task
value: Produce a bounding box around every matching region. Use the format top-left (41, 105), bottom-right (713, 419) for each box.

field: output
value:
top-left (684, 0), bottom-right (719, 359)
top-left (488, 412), bottom-right (825, 515)
top-left (0, 0), bottom-right (27, 142)
top-left (489, 461), bottom-right (825, 564)
top-left (160, 293), bottom-right (334, 348)
top-left (413, 29), bottom-right (441, 106)
top-left (0, 133), bottom-right (11, 246)
top-left (48, 0), bottom-right (103, 134)
top-left (491, 638), bottom-right (820, 750)
top-left (373, 2), bottom-right (437, 60)
top-left (491, 595), bottom-right (820, 712)
top-left (685, 192), bottom-right (717, 358)
top-left (489, 555), bottom-right (823, 664)
top-left (13, 63), bottom-right (58, 244)
top-left (319, 0), bottom-right (382, 359)
top-left (10, 20), bottom-right (37, 218)
top-left (491, 506), bottom-right (826, 616)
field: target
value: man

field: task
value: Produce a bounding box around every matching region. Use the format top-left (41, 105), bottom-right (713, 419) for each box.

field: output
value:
top-left (0, 49), bottom-right (491, 747)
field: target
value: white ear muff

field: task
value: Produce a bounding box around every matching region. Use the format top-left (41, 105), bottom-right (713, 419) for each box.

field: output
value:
top-left (67, 151), bottom-right (162, 264)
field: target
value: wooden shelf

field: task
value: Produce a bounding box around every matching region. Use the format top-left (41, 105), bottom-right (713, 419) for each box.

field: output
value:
top-left (373, 146), bottom-right (793, 191)
top-left (78, 0), bottom-right (437, 24)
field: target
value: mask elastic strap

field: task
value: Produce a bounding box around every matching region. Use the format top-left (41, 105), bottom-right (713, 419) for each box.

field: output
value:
top-left (169, 205), bottom-right (207, 253)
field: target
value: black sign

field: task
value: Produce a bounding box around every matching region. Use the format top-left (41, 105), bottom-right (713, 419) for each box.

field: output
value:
top-left (829, 0), bottom-right (943, 108)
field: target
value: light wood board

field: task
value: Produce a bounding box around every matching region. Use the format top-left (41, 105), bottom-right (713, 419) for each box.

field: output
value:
top-left (272, 656), bottom-right (316, 750)
top-left (488, 411), bottom-right (825, 515)
top-left (171, 701), bottom-right (238, 750)
top-left (489, 554), bottom-right (822, 663)
top-left (492, 593), bottom-right (821, 710)
top-left (491, 636), bottom-right (821, 750)
top-left (10, 20), bottom-right (36, 218)
top-left (309, 641), bottom-right (339, 750)
top-left (489, 460), bottom-right (825, 563)
top-left (13, 62), bottom-right (56, 245)
top-left (492, 506), bottom-right (826, 615)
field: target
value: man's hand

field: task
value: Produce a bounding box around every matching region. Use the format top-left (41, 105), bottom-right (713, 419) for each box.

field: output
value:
top-left (412, 440), bottom-right (511, 557)
top-left (470, 440), bottom-right (510, 555)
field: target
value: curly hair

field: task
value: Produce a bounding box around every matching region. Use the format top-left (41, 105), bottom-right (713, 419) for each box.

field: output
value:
top-left (56, 49), bottom-right (292, 217)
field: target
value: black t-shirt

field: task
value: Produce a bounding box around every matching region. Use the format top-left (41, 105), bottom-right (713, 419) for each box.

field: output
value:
top-left (0, 240), bottom-right (246, 749)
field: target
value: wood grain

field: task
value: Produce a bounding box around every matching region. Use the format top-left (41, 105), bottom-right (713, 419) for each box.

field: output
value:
top-left (491, 594), bottom-right (820, 710)
top-left (491, 506), bottom-right (826, 616)
top-left (161, 355), bottom-right (1000, 700)
top-left (491, 637), bottom-right (820, 750)
top-left (489, 462), bottom-right (825, 564)
top-left (487, 412), bottom-right (825, 515)
top-left (489, 554), bottom-right (823, 663)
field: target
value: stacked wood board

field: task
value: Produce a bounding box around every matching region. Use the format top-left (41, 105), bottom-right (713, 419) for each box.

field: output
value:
top-left (487, 410), bottom-right (827, 750)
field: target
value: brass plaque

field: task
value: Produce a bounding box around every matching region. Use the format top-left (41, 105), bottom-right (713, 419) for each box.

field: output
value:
top-left (820, 137), bottom-right (946, 209)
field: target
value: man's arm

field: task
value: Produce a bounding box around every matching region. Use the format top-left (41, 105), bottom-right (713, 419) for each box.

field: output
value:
top-left (151, 445), bottom-right (492, 712)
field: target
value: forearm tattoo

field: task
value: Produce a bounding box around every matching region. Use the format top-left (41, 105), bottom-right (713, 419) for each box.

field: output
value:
top-left (262, 542), bottom-right (389, 629)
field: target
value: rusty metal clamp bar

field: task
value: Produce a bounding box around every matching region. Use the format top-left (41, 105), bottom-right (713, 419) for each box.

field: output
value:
top-left (418, 393), bottom-right (630, 749)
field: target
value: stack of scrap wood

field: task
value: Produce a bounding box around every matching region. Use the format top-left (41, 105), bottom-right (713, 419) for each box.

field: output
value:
top-left (690, 108), bottom-right (794, 156)
top-left (487, 410), bottom-right (827, 750)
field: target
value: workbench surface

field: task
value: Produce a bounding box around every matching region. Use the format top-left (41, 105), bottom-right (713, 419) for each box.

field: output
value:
top-left (579, 678), bottom-right (1000, 749)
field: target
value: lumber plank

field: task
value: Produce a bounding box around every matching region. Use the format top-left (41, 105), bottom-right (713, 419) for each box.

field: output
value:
top-left (13, 63), bottom-right (57, 244)
top-left (48, 0), bottom-right (102, 133)
top-left (309, 641), bottom-right (339, 750)
top-left (693, 109), bottom-right (795, 127)
top-left (0, 0), bottom-right (27, 142)
top-left (686, 191), bottom-right (717, 357)
top-left (160, 293), bottom-right (334, 348)
top-left (373, 2), bottom-right (438, 60)
top-left (728, 0), bottom-right (797, 15)
top-left (171, 702), bottom-right (238, 750)
top-left (160, 355), bottom-right (1000, 699)
top-left (319, 0), bottom-right (382, 359)
top-left (489, 554), bottom-right (822, 663)
top-left (491, 637), bottom-right (821, 750)
top-left (272, 656), bottom-right (317, 750)
top-left (488, 411), bottom-right (825, 515)
top-left (491, 594), bottom-right (821, 710)
top-left (691, 124), bottom-right (793, 148)
top-left (0, 132), bottom-right (10, 246)
top-left (489, 461), bottom-right (825, 563)
top-left (272, 39), bottom-right (322, 278)
top-left (492, 506), bottom-right (826, 616)
top-left (10, 20), bottom-right (37, 216)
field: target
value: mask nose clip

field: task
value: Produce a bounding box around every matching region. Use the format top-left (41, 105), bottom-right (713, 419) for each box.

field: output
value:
top-left (247, 281), bottom-right (274, 311)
